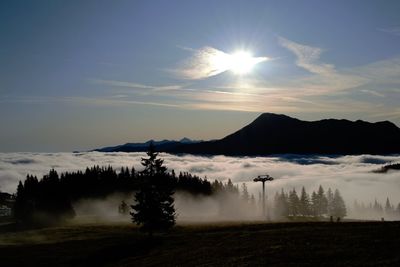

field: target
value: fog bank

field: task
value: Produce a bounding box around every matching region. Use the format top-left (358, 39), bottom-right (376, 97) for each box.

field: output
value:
top-left (1, 152), bottom-right (400, 220)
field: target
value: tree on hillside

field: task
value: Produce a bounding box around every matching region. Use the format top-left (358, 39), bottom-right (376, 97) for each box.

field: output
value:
top-left (326, 188), bottom-right (334, 217)
top-left (299, 186), bottom-right (311, 216)
top-left (249, 194), bottom-right (256, 206)
top-left (331, 189), bottom-right (346, 219)
top-left (317, 185), bottom-right (328, 216)
top-left (13, 171), bottom-right (75, 225)
top-left (373, 199), bottom-right (383, 216)
top-left (397, 203), bottom-right (400, 216)
top-left (288, 188), bottom-right (300, 217)
top-left (274, 189), bottom-right (289, 219)
top-left (241, 183), bottom-right (249, 203)
top-left (385, 197), bottom-right (393, 214)
top-left (311, 185), bottom-right (328, 217)
top-left (131, 143), bottom-right (176, 234)
top-left (311, 191), bottom-right (318, 216)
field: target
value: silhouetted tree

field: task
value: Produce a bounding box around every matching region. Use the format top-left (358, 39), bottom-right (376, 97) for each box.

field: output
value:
top-left (326, 188), bottom-right (334, 217)
top-left (299, 186), bottom-right (311, 216)
top-left (274, 189), bottom-right (289, 219)
top-left (311, 185), bottom-right (327, 217)
top-left (13, 171), bottom-right (74, 225)
top-left (288, 188), bottom-right (300, 217)
top-left (311, 191), bottom-right (318, 216)
top-left (317, 185), bottom-right (328, 216)
top-left (385, 197), bottom-right (393, 213)
top-left (131, 144), bottom-right (175, 234)
top-left (249, 194), bottom-right (256, 207)
top-left (241, 183), bottom-right (249, 203)
top-left (373, 199), bottom-right (383, 216)
top-left (331, 189), bottom-right (346, 219)
top-left (119, 200), bottom-right (129, 215)
top-left (13, 181), bottom-right (27, 222)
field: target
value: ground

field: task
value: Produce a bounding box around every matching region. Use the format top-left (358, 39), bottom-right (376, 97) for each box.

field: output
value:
top-left (0, 221), bottom-right (399, 266)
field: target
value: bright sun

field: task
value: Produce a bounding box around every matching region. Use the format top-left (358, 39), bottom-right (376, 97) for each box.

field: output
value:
top-left (209, 50), bottom-right (268, 75)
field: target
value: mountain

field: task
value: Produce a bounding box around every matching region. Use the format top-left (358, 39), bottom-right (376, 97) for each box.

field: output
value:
top-left (170, 113), bottom-right (400, 155)
top-left (94, 138), bottom-right (201, 152)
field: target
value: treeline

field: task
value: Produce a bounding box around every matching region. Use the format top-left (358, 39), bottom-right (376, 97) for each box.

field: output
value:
top-left (13, 166), bottom-right (245, 224)
top-left (0, 191), bottom-right (14, 207)
top-left (273, 186), bottom-right (347, 220)
top-left (353, 197), bottom-right (400, 220)
top-left (373, 163), bottom-right (400, 173)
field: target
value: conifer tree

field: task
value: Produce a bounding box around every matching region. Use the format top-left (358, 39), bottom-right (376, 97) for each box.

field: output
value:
top-left (274, 189), bottom-right (289, 219)
top-left (316, 185), bottom-right (328, 216)
top-left (241, 183), bottom-right (249, 203)
top-left (373, 199), bottom-right (383, 216)
top-left (249, 194), bottom-right (256, 207)
top-left (385, 197), bottom-right (393, 214)
top-left (331, 189), bottom-right (347, 219)
top-left (299, 186), bottom-right (311, 216)
top-left (311, 191), bottom-right (318, 217)
top-left (326, 188), bottom-right (334, 217)
top-left (288, 188), bottom-right (300, 217)
top-left (131, 143), bottom-right (175, 234)
top-left (13, 181), bottom-right (26, 222)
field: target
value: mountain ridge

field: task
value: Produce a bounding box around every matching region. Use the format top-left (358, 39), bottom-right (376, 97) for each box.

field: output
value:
top-left (93, 113), bottom-right (400, 155)
top-left (94, 138), bottom-right (201, 152)
top-left (171, 113), bottom-right (400, 155)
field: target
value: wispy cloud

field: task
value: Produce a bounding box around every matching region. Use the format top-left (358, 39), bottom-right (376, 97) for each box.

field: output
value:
top-left (351, 56), bottom-right (400, 83)
top-left (379, 26), bottom-right (400, 36)
top-left (77, 37), bottom-right (400, 120)
top-left (277, 36), bottom-right (370, 97)
top-left (0, 96), bottom-right (181, 109)
top-left (360, 89), bottom-right (385, 98)
top-left (90, 79), bottom-right (184, 91)
top-left (171, 46), bottom-right (269, 80)
top-left (278, 37), bottom-right (335, 75)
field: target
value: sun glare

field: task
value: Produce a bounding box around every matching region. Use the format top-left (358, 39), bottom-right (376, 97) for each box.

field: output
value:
top-left (229, 51), bottom-right (256, 74)
top-left (209, 49), bottom-right (268, 76)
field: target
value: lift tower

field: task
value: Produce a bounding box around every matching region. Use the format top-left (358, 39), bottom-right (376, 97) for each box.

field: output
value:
top-left (254, 174), bottom-right (274, 218)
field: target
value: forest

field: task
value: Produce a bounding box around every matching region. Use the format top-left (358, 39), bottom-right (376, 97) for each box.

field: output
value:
top-left (13, 165), bottom-right (216, 224)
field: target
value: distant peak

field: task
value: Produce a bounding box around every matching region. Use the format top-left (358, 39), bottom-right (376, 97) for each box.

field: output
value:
top-left (254, 113), bottom-right (297, 122)
top-left (259, 113), bottom-right (293, 118)
top-left (180, 137), bottom-right (192, 143)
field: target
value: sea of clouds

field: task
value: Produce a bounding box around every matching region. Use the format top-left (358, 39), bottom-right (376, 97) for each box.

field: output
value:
top-left (1, 152), bottom-right (400, 208)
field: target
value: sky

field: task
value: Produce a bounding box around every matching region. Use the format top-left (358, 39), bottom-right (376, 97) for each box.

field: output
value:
top-left (1, 0), bottom-right (400, 152)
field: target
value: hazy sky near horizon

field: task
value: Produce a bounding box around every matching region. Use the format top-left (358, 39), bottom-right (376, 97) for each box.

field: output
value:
top-left (1, 0), bottom-right (400, 152)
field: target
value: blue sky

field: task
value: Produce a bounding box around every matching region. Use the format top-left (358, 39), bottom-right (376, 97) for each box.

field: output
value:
top-left (1, 0), bottom-right (400, 152)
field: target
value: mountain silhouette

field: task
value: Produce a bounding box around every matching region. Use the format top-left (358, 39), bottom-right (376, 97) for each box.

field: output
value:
top-left (94, 138), bottom-right (201, 152)
top-left (170, 113), bottom-right (400, 155)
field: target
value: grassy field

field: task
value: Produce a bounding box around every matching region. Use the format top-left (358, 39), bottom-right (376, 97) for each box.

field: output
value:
top-left (0, 221), bottom-right (399, 266)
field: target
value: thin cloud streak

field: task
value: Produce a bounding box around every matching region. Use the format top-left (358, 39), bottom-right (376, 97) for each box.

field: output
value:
top-left (379, 26), bottom-right (400, 36)
top-left (77, 38), bottom-right (400, 118)
top-left (278, 37), bottom-right (335, 75)
top-left (171, 46), bottom-right (269, 80)
top-left (91, 79), bottom-right (184, 91)
top-left (0, 96), bottom-right (181, 109)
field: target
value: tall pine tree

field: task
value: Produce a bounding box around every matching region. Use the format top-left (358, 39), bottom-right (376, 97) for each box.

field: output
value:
top-left (299, 186), bottom-right (311, 216)
top-left (131, 143), bottom-right (175, 234)
top-left (331, 189), bottom-right (347, 219)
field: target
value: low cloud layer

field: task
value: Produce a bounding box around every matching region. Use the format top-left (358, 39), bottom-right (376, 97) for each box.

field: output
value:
top-left (1, 152), bottom-right (400, 207)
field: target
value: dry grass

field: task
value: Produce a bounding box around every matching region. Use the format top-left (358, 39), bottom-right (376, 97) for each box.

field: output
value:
top-left (0, 221), bottom-right (399, 266)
